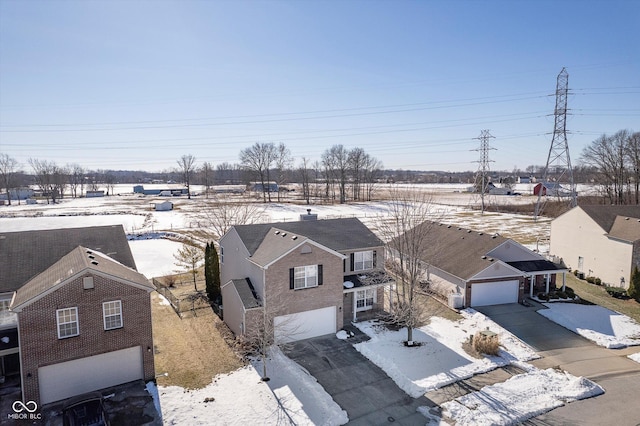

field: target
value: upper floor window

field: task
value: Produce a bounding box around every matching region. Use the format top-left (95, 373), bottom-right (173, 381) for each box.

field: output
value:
top-left (57, 307), bottom-right (79, 339)
top-left (0, 297), bottom-right (17, 327)
top-left (353, 251), bottom-right (374, 271)
top-left (103, 300), bottom-right (123, 330)
top-left (290, 265), bottom-right (323, 290)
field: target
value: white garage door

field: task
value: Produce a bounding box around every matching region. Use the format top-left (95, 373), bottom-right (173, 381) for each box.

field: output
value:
top-left (39, 346), bottom-right (143, 405)
top-left (274, 306), bottom-right (336, 343)
top-left (471, 280), bottom-right (519, 307)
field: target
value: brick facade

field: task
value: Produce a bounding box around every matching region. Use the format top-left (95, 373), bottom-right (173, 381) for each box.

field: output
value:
top-left (18, 273), bottom-right (154, 405)
top-left (265, 244), bottom-right (345, 331)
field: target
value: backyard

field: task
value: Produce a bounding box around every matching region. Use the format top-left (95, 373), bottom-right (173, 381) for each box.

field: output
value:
top-left (567, 274), bottom-right (640, 323)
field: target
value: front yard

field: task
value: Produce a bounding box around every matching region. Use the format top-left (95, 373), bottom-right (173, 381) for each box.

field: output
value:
top-left (567, 274), bottom-right (640, 323)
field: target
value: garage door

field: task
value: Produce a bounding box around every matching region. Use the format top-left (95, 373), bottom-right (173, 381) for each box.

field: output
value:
top-left (471, 280), bottom-right (519, 307)
top-left (274, 306), bottom-right (336, 344)
top-left (39, 346), bottom-right (143, 405)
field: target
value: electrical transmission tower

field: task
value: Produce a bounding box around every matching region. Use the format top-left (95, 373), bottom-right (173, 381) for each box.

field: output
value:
top-left (535, 68), bottom-right (577, 220)
top-left (472, 129), bottom-right (496, 214)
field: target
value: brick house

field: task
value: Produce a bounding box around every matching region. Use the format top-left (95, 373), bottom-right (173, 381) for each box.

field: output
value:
top-left (220, 213), bottom-right (393, 343)
top-left (0, 226), bottom-right (155, 406)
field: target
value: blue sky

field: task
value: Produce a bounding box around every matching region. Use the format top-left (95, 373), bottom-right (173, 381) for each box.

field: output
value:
top-left (1, 0), bottom-right (638, 173)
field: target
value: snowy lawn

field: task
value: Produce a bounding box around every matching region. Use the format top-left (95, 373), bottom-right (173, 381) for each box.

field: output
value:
top-left (537, 303), bottom-right (640, 349)
top-left (629, 352), bottom-right (640, 363)
top-left (157, 346), bottom-right (347, 426)
top-left (128, 238), bottom-right (186, 278)
top-left (438, 368), bottom-right (604, 426)
top-left (352, 309), bottom-right (538, 397)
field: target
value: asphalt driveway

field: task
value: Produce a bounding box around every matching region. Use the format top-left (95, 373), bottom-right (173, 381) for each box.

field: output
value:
top-left (283, 326), bottom-right (437, 425)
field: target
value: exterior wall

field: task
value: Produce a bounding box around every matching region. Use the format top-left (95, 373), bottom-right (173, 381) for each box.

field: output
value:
top-left (264, 244), bottom-right (344, 332)
top-left (221, 281), bottom-right (245, 336)
top-left (219, 228), bottom-right (252, 287)
top-left (17, 274), bottom-right (154, 405)
top-left (551, 207), bottom-right (633, 287)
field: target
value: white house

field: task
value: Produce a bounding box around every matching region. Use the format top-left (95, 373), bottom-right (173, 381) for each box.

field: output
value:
top-left (550, 205), bottom-right (640, 288)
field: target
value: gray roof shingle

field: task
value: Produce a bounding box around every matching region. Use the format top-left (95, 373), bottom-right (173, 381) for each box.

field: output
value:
top-left (11, 245), bottom-right (153, 309)
top-left (232, 278), bottom-right (261, 309)
top-left (233, 218), bottom-right (383, 256)
top-left (580, 205), bottom-right (640, 233)
top-left (0, 225), bottom-right (135, 294)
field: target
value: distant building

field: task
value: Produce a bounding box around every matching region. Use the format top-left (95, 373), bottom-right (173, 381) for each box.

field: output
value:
top-left (0, 188), bottom-right (34, 201)
top-left (133, 185), bottom-right (187, 196)
top-left (153, 200), bottom-right (174, 211)
top-left (247, 181), bottom-right (279, 193)
top-left (85, 190), bottom-right (105, 198)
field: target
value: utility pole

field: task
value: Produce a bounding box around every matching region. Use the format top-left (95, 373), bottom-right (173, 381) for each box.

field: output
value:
top-left (472, 130), bottom-right (495, 215)
top-left (535, 68), bottom-right (577, 220)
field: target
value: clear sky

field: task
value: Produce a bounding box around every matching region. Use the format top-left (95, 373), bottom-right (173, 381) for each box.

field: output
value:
top-left (1, 0), bottom-right (638, 173)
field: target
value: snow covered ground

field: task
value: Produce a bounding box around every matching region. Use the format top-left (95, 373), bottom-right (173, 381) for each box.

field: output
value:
top-left (155, 347), bottom-right (347, 426)
top-left (352, 309), bottom-right (539, 397)
top-left (537, 303), bottom-right (640, 349)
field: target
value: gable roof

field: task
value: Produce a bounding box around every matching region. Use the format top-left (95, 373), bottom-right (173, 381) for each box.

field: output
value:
top-left (412, 222), bottom-right (509, 280)
top-left (0, 225), bottom-right (136, 294)
top-left (579, 205), bottom-right (640, 233)
top-left (232, 217), bottom-right (383, 256)
top-left (609, 215), bottom-right (640, 242)
top-left (11, 246), bottom-right (153, 310)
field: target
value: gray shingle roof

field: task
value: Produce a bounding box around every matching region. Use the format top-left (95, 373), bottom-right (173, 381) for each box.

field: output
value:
top-left (232, 278), bottom-right (261, 309)
top-left (250, 229), bottom-right (311, 266)
top-left (11, 245), bottom-right (153, 309)
top-left (608, 215), bottom-right (640, 242)
top-left (407, 222), bottom-right (508, 280)
top-left (0, 225), bottom-right (135, 294)
top-left (233, 218), bottom-right (383, 256)
top-left (580, 205), bottom-right (640, 233)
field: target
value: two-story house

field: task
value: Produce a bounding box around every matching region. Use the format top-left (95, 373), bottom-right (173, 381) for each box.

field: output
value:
top-left (220, 213), bottom-right (393, 343)
top-left (551, 205), bottom-right (640, 287)
top-left (0, 225), bottom-right (155, 406)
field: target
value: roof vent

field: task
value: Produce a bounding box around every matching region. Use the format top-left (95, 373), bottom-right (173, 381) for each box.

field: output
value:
top-left (88, 255), bottom-right (95, 259)
top-left (86, 250), bottom-right (93, 254)
top-left (481, 255), bottom-right (487, 259)
top-left (292, 236), bottom-right (298, 240)
top-left (91, 261), bottom-right (99, 266)
top-left (489, 258), bottom-right (494, 262)
top-left (275, 230), bottom-right (280, 235)
top-left (447, 225), bottom-right (452, 228)
top-left (491, 235), bottom-right (497, 239)
top-left (625, 217), bottom-right (630, 220)
top-left (281, 233), bottom-right (287, 237)
top-left (478, 232), bottom-right (483, 236)
top-left (458, 227), bottom-right (462, 230)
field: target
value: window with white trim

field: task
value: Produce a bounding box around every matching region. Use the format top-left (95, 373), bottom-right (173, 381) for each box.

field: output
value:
top-left (294, 265), bottom-right (318, 289)
top-left (57, 307), bottom-right (79, 339)
top-left (103, 300), bottom-right (123, 330)
top-left (354, 251), bottom-right (374, 271)
top-left (356, 288), bottom-right (375, 311)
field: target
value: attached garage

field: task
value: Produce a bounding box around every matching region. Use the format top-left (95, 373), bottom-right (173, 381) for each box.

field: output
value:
top-left (274, 306), bottom-right (336, 343)
top-left (470, 280), bottom-right (519, 307)
top-left (38, 346), bottom-right (143, 405)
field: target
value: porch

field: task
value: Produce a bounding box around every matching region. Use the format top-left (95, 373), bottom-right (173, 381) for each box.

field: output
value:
top-left (342, 270), bottom-right (394, 323)
top-left (506, 259), bottom-right (569, 298)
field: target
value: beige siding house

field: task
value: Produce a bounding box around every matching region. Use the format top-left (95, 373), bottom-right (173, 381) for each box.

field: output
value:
top-left (550, 205), bottom-right (640, 288)
top-left (220, 215), bottom-right (393, 343)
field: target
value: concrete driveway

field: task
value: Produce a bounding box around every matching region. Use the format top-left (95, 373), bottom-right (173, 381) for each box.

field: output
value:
top-left (476, 302), bottom-right (640, 426)
top-left (283, 326), bottom-right (437, 425)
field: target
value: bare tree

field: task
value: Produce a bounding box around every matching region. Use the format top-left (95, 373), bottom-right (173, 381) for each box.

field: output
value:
top-left (103, 171), bottom-right (117, 196)
top-left (377, 187), bottom-right (442, 345)
top-left (322, 145), bottom-right (350, 203)
top-left (626, 131), bottom-right (640, 204)
top-left (173, 241), bottom-right (204, 292)
top-left (299, 157), bottom-right (312, 205)
top-left (29, 158), bottom-right (64, 204)
top-left (363, 153), bottom-right (383, 201)
top-left (200, 161), bottom-right (214, 198)
top-left (581, 130), bottom-right (630, 204)
top-left (274, 143), bottom-right (292, 202)
top-left (177, 154), bottom-right (196, 199)
top-left (240, 142), bottom-right (278, 202)
top-left (67, 163), bottom-right (85, 198)
top-left (197, 194), bottom-right (267, 239)
top-left (349, 147), bottom-right (366, 201)
top-left (0, 153), bottom-right (19, 205)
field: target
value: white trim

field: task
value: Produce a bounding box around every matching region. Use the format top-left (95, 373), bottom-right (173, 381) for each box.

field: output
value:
top-left (469, 260), bottom-right (524, 280)
top-left (11, 269), bottom-right (153, 312)
top-left (56, 307), bottom-right (79, 339)
top-left (355, 288), bottom-right (376, 311)
top-left (293, 265), bottom-right (319, 289)
top-left (342, 281), bottom-right (390, 294)
top-left (258, 239), bottom-right (346, 269)
top-left (102, 300), bottom-right (123, 330)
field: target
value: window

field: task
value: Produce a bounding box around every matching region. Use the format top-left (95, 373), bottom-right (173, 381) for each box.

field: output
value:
top-left (0, 297), bottom-right (17, 327)
top-left (354, 251), bottom-right (374, 271)
top-left (220, 246), bottom-right (224, 264)
top-left (294, 265), bottom-right (318, 289)
top-left (103, 301), bottom-right (123, 330)
top-left (356, 289), bottom-right (375, 311)
top-left (578, 256), bottom-right (584, 270)
top-left (57, 307), bottom-right (79, 339)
